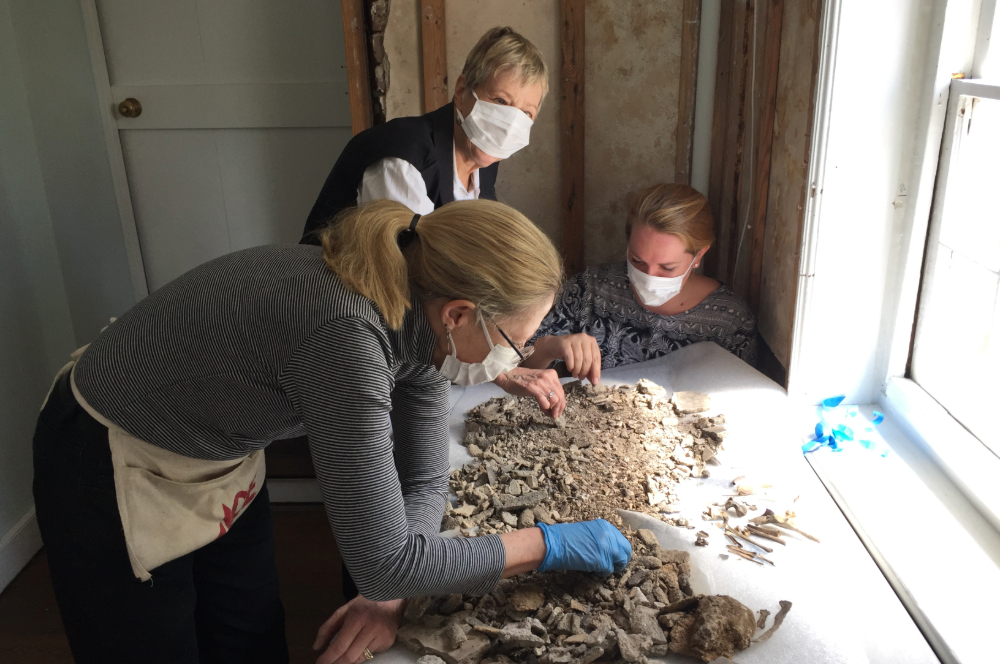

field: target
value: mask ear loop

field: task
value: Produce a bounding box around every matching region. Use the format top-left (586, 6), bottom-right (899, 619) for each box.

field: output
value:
top-left (476, 310), bottom-right (496, 350)
top-left (682, 254), bottom-right (698, 277)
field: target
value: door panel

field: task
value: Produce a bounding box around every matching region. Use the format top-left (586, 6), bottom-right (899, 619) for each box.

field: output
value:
top-left (108, 83), bottom-right (350, 129)
top-left (119, 130), bottom-right (231, 288)
top-left (216, 127), bottom-right (351, 251)
top-left (122, 127), bottom-right (350, 289)
top-left (96, 0), bottom-right (351, 292)
top-left (96, 0), bottom-right (346, 86)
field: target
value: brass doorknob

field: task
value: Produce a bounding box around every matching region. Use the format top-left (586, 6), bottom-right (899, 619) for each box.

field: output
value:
top-left (118, 98), bottom-right (142, 118)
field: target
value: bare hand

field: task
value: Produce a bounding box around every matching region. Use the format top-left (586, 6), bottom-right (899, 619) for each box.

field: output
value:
top-left (534, 334), bottom-right (602, 385)
top-left (313, 595), bottom-right (405, 664)
top-left (494, 367), bottom-right (566, 418)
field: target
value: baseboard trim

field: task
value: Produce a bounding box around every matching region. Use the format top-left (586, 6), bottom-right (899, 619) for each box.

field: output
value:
top-left (0, 507), bottom-right (43, 593)
top-left (267, 478), bottom-right (323, 503)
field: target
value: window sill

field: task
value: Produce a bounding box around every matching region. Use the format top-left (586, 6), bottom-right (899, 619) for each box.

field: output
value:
top-left (803, 390), bottom-right (1000, 664)
top-left (882, 376), bottom-right (1000, 527)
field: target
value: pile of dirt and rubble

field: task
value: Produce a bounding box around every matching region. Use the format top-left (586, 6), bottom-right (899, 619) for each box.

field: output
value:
top-left (399, 380), bottom-right (788, 664)
top-left (399, 528), bottom-right (760, 664)
top-left (443, 380), bottom-right (726, 535)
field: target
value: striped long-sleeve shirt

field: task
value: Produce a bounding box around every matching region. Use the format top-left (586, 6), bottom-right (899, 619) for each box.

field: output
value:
top-left (74, 245), bottom-right (505, 600)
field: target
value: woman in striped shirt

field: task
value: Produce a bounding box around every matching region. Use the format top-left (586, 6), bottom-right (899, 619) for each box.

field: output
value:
top-left (33, 199), bottom-right (631, 664)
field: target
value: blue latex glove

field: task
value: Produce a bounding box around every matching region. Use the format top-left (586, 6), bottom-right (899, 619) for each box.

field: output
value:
top-left (536, 519), bottom-right (632, 576)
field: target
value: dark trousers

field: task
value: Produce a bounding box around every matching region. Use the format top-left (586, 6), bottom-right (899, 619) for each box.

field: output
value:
top-left (32, 371), bottom-right (289, 664)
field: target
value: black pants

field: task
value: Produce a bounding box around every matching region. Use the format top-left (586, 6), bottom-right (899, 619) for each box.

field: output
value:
top-left (32, 371), bottom-right (288, 664)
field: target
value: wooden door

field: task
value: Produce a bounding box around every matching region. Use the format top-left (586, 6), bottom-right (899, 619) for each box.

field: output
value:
top-left (93, 0), bottom-right (353, 291)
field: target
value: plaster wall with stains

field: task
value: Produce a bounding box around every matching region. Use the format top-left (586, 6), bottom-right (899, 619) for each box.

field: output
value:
top-left (385, 0), bottom-right (422, 120)
top-left (385, 0), bottom-right (687, 260)
top-left (584, 0), bottom-right (685, 266)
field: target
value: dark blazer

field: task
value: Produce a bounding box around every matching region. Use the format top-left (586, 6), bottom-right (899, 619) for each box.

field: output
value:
top-left (300, 102), bottom-right (499, 244)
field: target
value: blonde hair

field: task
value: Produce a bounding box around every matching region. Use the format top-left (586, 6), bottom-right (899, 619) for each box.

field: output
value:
top-left (624, 184), bottom-right (716, 254)
top-left (460, 27), bottom-right (549, 102)
top-left (322, 199), bottom-right (563, 330)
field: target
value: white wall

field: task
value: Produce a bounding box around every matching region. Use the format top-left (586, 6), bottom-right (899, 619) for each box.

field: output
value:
top-left (0, 0), bottom-right (78, 588)
top-left (7, 0), bottom-right (138, 346)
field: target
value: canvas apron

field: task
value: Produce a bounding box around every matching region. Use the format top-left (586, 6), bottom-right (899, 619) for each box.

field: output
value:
top-left (44, 346), bottom-right (265, 581)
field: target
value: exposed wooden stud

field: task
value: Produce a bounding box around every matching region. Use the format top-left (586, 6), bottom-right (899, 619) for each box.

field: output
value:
top-left (782, 0), bottom-right (824, 384)
top-left (705, 0), bottom-right (736, 280)
top-left (560, 0), bottom-right (586, 275)
top-left (747, 0), bottom-right (785, 312)
top-left (675, 0), bottom-right (702, 186)
top-left (420, 0), bottom-right (449, 112)
top-left (722, 1), bottom-right (752, 286)
top-left (341, 0), bottom-right (373, 135)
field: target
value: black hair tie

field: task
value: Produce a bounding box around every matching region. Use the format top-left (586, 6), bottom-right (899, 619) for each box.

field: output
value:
top-left (397, 213), bottom-right (421, 249)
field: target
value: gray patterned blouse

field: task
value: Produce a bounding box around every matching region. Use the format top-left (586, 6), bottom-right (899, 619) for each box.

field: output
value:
top-left (531, 261), bottom-right (758, 369)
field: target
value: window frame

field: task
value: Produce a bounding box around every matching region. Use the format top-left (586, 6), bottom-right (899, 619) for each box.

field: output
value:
top-left (891, 76), bottom-right (1000, 529)
top-left (906, 78), bottom-right (1000, 471)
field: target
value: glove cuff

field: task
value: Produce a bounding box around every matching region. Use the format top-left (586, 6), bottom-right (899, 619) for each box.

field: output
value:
top-left (535, 523), bottom-right (561, 572)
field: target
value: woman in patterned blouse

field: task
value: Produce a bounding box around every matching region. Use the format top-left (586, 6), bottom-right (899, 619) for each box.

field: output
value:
top-left (523, 183), bottom-right (757, 379)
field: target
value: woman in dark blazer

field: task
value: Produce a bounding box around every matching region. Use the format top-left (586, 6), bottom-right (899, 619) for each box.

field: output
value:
top-left (301, 26), bottom-right (547, 244)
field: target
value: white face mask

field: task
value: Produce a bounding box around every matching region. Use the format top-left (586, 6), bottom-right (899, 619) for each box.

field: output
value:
top-left (455, 90), bottom-right (533, 159)
top-left (626, 253), bottom-right (697, 307)
top-left (438, 311), bottom-right (525, 386)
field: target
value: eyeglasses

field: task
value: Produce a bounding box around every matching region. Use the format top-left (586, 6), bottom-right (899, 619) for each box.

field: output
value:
top-left (492, 320), bottom-right (533, 363)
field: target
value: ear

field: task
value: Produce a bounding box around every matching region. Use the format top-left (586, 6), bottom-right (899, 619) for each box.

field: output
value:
top-left (454, 75), bottom-right (467, 102)
top-left (440, 299), bottom-right (477, 331)
top-left (695, 245), bottom-right (711, 267)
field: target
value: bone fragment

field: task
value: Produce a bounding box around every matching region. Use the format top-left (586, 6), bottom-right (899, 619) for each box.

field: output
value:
top-left (753, 600), bottom-right (792, 643)
top-left (726, 526), bottom-right (773, 554)
top-left (726, 546), bottom-right (764, 565)
top-left (757, 609), bottom-right (770, 630)
top-left (746, 525), bottom-right (786, 545)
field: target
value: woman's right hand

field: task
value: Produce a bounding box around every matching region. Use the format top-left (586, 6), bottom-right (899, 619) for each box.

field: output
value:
top-left (314, 595), bottom-right (405, 664)
top-left (535, 519), bottom-right (632, 576)
top-left (530, 334), bottom-right (602, 385)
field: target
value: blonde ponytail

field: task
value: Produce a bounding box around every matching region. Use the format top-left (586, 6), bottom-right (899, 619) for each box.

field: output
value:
top-left (321, 200), bottom-right (416, 329)
top-left (321, 199), bottom-right (563, 330)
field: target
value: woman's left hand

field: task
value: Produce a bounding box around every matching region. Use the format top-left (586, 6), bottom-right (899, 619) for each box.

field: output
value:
top-left (313, 595), bottom-right (405, 664)
top-left (494, 367), bottom-right (566, 418)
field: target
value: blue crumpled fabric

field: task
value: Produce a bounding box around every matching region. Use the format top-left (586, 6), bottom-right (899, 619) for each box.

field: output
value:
top-left (802, 395), bottom-right (887, 456)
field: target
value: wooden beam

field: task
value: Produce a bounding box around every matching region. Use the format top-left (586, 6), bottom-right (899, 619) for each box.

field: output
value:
top-left (704, 0), bottom-right (735, 280)
top-left (782, 0), bottom-right (824, 383)
top-left (341, 0), bottom-right (372, 135)
top-left (722, 1), bottom-right (751, 286)
top-left (420, 0), bottom-right (449, 112)
top-left (675, 0), bottom-right (702, 186)
top-left (560, 0), bottom-right (585, 275)
top-left (747, 0), bottom-right (785, 313)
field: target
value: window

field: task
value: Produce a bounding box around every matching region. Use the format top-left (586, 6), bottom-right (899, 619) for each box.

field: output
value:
top-left (910, 79), bottom-right (1000, 458)
top-left (793, 4), bottom-right (1000, 662)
